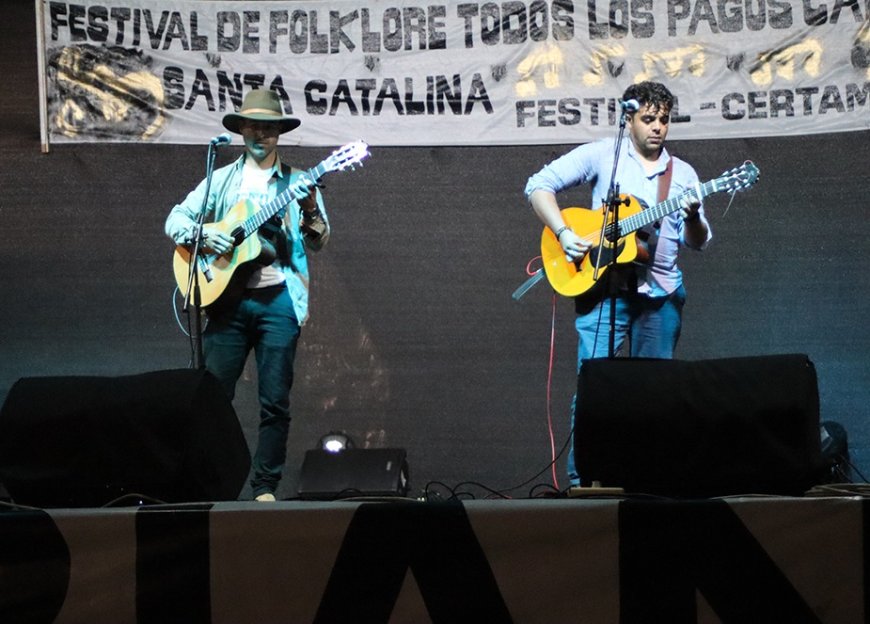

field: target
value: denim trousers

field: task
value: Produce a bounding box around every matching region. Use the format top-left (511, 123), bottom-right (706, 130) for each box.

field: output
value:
top-left (567, 285), bottom-right (687, 484)
top-left (203, 285), bottom-right (300, 497)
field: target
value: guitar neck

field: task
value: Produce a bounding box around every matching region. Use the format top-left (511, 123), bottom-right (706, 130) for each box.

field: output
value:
top-left (619, 179), bottom-right (716, 234)
top-left (240, 163), bottom-right (325, 236)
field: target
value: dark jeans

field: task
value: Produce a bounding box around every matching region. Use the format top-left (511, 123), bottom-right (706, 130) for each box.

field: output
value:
top-left (203, 285), bottom-right (300, 497)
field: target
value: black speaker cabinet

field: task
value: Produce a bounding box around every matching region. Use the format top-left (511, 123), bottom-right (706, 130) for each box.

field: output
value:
top-left (297, 448), bottom-right (409, 500)
top-left (0, 369), bottom-right (251, 507)
top-left (575, 354), bottom-right (826, 498)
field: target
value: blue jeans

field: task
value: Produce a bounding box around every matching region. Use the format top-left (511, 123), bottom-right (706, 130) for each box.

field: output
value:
top-left (203, 285), bottom-right (300, 497)
top-left (567, 285), bottom-right (686, 484)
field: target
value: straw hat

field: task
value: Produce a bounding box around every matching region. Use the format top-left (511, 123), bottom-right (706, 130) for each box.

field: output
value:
top-left (222, 89), bottom-right (301, 134)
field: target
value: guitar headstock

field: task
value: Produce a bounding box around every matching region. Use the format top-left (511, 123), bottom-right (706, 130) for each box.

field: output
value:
top-left (324, 140), bottom-right (370, 173)
top-left (714, 160), bottom-right (760, 193)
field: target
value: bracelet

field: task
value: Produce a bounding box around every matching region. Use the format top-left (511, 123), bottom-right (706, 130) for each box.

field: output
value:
top-left (554, 225), bottom-right (570, 240)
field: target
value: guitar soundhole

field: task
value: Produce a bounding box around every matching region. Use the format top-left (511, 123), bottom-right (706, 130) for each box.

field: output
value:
top-left (589, 241), bottom-right (624, 267)
top-left (230, 227), bottom-right (245, 246)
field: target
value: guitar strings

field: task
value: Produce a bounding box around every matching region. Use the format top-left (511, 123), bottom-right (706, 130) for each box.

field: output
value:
top-left (568, 188), bottom-right (705, 249)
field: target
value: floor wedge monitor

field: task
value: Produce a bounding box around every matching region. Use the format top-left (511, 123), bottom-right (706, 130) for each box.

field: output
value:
top-left (297, 448), bottom-right (409, 500)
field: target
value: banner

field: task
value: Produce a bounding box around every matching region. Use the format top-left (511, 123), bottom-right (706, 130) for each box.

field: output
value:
top-left (39, 0), bottom-right (870, 146)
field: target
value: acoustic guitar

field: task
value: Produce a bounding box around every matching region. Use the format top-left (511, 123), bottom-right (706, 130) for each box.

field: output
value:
top-left (173, 140), bottom-right (369, 307)
top-left (540, 160), bottom-right (759, 297)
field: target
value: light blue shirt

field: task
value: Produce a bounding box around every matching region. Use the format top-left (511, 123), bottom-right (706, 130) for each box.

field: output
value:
top-left (525, 137), bottom-right (711, 297)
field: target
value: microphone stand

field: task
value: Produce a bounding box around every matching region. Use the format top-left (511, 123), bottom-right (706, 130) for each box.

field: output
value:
top-left (594, 103), bottom-right (633, 358)
top-left (182, 141), bottom-right (220, 370)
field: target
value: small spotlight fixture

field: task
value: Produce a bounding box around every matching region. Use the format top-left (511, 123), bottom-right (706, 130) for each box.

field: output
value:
top-left (318, 431), bottom-right (353, 454)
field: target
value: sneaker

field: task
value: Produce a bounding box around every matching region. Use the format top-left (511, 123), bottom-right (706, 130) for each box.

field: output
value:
top-left (254, 492), bottom-right (276, 502)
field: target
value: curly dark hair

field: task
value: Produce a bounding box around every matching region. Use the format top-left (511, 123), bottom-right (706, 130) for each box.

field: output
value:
top-left (622, 81), bottom-right (674, 112)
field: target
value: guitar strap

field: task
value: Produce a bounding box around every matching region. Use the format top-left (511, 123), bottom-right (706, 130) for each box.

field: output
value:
top-left (635, 157), bottom-right (672, 248)
top-left (657, 156), bottom-right (673, 203)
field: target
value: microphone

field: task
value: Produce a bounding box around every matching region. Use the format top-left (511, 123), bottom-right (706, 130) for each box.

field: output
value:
top-left (209, 133), bottom-right (232, 146)
top-left (620, 99), bottom-right (640, 112)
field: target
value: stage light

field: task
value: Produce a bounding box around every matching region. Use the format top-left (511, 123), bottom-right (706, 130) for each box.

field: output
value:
top-left (318, 431), bottom-right (353, 453)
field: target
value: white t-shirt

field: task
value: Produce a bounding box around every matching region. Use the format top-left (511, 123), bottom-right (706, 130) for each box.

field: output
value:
top-left (238, 163), bottom-right (285, 289)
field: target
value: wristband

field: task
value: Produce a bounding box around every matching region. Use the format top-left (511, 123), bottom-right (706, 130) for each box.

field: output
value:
top-left (554, 225), bottom-right (570, 240)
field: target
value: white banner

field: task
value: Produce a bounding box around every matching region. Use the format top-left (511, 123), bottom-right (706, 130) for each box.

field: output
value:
top-left (40, 0), bottom-right (870, 146)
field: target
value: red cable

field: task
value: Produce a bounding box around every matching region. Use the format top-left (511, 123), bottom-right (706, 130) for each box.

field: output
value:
top-left (523, 255), bottom-right (562, 491)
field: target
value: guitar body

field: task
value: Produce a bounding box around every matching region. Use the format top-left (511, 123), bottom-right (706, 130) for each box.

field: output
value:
top-left (173, 198), bottom-right (266, 308)
top-left (541, 196), bottom-right (644, 297)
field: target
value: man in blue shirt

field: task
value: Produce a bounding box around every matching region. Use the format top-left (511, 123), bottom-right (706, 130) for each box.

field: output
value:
top-left (166, 89), bottom-right (329, 501)
top-left (524, 81), bottom-right (711, 485)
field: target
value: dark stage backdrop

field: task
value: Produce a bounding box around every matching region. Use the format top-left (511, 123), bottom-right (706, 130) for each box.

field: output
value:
top-left (1, 2), bottom-right (868, 500)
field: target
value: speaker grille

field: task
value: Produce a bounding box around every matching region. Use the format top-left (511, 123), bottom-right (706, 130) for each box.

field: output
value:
top-left (0, 369), bottom-right (250, 507)
top-left (576, 354), bottom-right (825, 498)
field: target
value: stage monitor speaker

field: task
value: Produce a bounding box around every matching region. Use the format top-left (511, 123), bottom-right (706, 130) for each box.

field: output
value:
top-left (0, 369), bottom-right (251, 507)
top-left (297, 448), bottom-right (409, 500)
top-left (575, 354), bottom-right (826, 498)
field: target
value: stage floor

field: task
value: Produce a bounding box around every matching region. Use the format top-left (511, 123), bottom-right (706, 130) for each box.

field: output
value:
top-left (0, 493), bottom-right (866, 623)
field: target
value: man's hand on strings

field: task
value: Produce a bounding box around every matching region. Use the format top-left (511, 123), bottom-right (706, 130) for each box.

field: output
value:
top-left (292, 175), bottom-right (318, 213)
top-left (678, 194), bottom-right (709, 248)
top-left (559, 228), bottom-right (590, 263)
top-left (202, 224), bottom-right (234, 255)
top-left (678, 195), bottom-right (702, 223)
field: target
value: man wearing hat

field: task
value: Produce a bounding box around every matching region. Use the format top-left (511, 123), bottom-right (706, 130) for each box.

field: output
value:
top-left (166, 89), bottom-right (329, 502)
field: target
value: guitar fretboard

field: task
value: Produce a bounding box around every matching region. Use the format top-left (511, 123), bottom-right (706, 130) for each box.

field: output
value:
top-left (619, 178), bottom-right (718, 234)
top-left (241, 163), bottom-right (326, 236)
